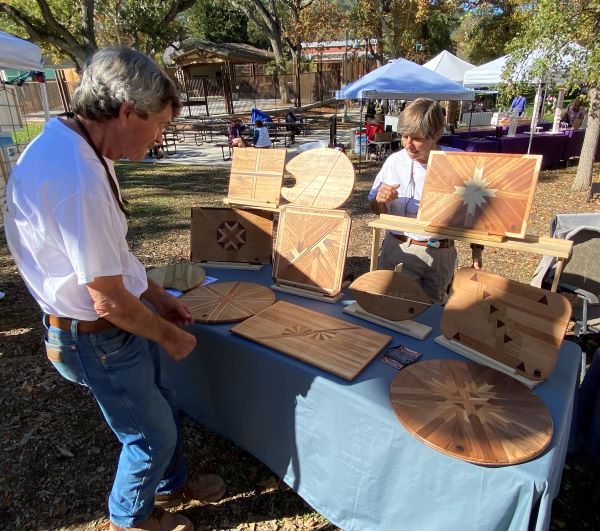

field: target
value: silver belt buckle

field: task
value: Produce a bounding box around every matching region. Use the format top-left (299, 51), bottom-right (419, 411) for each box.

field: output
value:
top-left (427, 239), bottom-right (440, 248)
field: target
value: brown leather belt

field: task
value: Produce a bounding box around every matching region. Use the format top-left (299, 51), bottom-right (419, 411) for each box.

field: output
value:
top-left (391, 233), bottom-right (454, 248)
top-left (47, 314), bottom-right (117, 333)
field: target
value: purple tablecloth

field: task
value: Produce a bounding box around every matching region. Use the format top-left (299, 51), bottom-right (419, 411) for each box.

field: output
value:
top-left (452, 138), bottom-right (500, 153)
top-left (492, 134), bottom-right (531, 154)
top-left (531, 133), bottom-right (569, 168)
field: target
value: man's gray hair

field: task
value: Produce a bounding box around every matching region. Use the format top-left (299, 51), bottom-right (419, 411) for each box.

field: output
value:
top-left (71, 47), bottom-right (181, 120)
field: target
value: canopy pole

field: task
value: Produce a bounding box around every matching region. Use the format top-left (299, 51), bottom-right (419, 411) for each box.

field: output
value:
top-left (527, 83), bottom-right (543, 155)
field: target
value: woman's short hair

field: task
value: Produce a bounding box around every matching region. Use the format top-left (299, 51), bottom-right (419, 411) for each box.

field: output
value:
top-left (397, 98), bottom-right (444, 139)
top-left (71, 47), bottom-right (181, 121)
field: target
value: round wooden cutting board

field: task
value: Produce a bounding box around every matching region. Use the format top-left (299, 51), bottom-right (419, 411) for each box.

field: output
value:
top-left (349, 270), bottom-right (431, 321)
top-left (180, 281), bottom-right (276, 323)
top-left (146, 263), bottom-right (206, 291)
top-left (390, 359), bottom-right (553, 466)
top-left (281, 148), bottom-right (355, 209)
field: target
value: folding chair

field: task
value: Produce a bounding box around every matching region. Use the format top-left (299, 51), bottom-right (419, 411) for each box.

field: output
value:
top-left (531, 213), bottom-right (600, 359)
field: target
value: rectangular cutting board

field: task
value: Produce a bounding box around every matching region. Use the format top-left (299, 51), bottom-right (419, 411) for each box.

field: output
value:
top-left (273, 205), bottom-right (351, 295)
top-left (227, 148), bottom-right (286, 207)
top-left (191, 207), bottom-right (273, 264)
top-left (418, 151), bottom-right (541, 238)
top-left (231, 300), bottom-right (391, 380)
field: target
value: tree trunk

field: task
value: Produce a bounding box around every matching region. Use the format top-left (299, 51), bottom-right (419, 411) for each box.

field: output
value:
top-left (269, 37), bottom-right (290, 104)
top-left (573, 88), bottom-right (600, 191)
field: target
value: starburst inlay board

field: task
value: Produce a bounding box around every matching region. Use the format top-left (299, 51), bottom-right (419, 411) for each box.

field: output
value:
top-left (390, 359), bottom-right (553, 465)
top-left (190, 207), bottom-right (273, 264)
top-left (231, 300), bottom-right (391, 380)
top-left (349, 270), bottom-right (431, 321)
top-left (281, 148), bottom-right (355, 209)
top-left (273, 205), bottom-right (351, 296)
top-left (441, 268), bottom-right (571, 381)
top-left (417, 151), bottom-right (542, 238)
top-left (227, 148), bottom-right (286, 207)
top-left (146, 263), bottom-right (206, 291)
top-left (180, 282), bottom-right (276, 323)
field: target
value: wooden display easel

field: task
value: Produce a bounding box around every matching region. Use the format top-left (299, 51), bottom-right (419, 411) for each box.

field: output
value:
top-left (368, 215), bottom-right (573, 292)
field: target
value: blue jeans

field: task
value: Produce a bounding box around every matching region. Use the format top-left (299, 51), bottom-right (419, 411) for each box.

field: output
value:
top-left (44, 319), bottom-right (188, 527)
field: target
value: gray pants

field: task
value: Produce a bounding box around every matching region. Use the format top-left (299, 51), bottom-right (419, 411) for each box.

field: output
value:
top-left (379, 233), bottom-right (458, 304)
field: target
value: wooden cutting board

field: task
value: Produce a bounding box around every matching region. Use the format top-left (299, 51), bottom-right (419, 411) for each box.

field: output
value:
top-left (282, 148), bottom-right (355, 209)
top-left (146, 263), bottom-right (205, 291)
top-left (390, 359), bottom-right (553, 465)
top-left (231, 300), bottom-right (391, 381)
top-left (418, 151), bottom-right (542, 238)
top-left (181, 281), bottom-right (276, 323)
top-left (190, 207), bottom-right (273, 264)
top-left (349, 270), bottom-right (431, 321)
top-left (227, 148), bottom-right (286, 207)
top-left (273, 205), bottom-right (351, 295)
top-left (441, 268), bottom-right (571, 381)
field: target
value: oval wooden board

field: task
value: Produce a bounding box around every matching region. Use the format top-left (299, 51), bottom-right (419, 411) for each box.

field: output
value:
top-left (282, 148), bottom-right (355, 209)
top-left (349, 270), bottom-right (431, 321)
top-left (390, 359), bottom-right (553, 465)
top-left (146, 263), bottom-right (206, 291)
top-left (181, 281), bottom-right (276, 323)
top-left (441, 268), bottom-right (571, 380)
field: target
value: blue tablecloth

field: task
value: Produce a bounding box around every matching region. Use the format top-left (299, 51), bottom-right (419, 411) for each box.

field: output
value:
top-left (163, 267), bottom-right (580, 531)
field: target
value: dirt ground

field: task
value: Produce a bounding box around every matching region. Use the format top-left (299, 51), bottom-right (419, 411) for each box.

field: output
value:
top-left (1, 159), bottom-right (599, 530)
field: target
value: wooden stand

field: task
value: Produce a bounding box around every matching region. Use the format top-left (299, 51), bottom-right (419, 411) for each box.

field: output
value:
top-left (368, 215), bottom-right (573, 292)
top-left (201, 261), bottom-right (264, 271)
top-left (270, 283), bottom-right (343, 304)
top-left (223, 197), bottom-right (280, 212)
top-left (343, 302), bottom-right (431, 340)
top-left (434, 335), bottom-right (539, 389)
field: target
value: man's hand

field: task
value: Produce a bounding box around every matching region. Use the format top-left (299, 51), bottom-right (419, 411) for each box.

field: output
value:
top-left (144, 284), bottom-right (193, 327)
top-left (376, 183), bottom-right (400, 204)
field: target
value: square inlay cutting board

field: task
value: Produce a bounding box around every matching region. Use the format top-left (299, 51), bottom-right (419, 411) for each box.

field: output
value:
top-left (231, 300), bottom-right (392, 380)
top-left (227, 148), bottom-right (286, 207)
top-left (441, 268), bottom-right (571, 381)
top-left (418, 151), bottom-right (542, 238)
top-left (190, 207), bottom-right (273, 264)
top-left (273, 205), bottom-right (351, 296)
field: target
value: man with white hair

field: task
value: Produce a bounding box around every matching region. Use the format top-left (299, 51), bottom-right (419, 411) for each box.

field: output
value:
top-left (4, 47), bottom-right (225, 531)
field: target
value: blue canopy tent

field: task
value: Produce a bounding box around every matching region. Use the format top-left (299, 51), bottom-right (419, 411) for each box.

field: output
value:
top-left (336, 58), bottom-right (475, 101)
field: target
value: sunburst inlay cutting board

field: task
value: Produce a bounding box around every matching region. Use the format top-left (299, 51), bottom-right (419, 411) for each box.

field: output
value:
top-left (441, 268), bottom-right (571, 381)
top-left (282, 148), bottom-right (355, 209)
top-left (390, 359), bottom-right (553, 465)
top-left (190, 207), bottom-right (273, 264)
top-left (349, 270), bottom-right (431, 321)
top-left (273, 205), bottom-right (351, 296)
top-left (231, 300), bottom-right (391, 380)
top-left (418, 151), bottom-right (542, 238)
top-left (227, 148), bottom-right (286, 207)
top-left (181, 281), bottom-right (276, 323)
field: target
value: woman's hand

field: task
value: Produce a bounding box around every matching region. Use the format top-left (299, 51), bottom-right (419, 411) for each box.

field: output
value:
top-left (471, 244), bottom-right (484, 270)
top-left (376, 183), bottom-right (400, 204)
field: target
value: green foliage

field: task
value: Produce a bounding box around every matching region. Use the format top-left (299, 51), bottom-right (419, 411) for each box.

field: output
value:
top-left (454, 1), bottom-right (525, 65)
top-left (11, 122), bottom-right (43, 145)
top-left (183, 0), bottom-right (254, 44)
top-left (504, 0), bottom-right (599, 90)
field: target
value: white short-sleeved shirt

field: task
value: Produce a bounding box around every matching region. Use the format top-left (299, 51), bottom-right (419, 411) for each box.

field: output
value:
top-left (367, 147), bottom-right (460, 240)
top-left (4, 118), bottom-right (148, 320)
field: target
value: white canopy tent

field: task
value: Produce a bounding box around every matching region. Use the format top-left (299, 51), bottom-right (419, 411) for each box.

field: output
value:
top-left (337, 58), bottom-right (475, 101)
top-left (463, 56), bottom-right (509, 88)
top-left (423, 50), bottom-right (475, 84)
top-left (0, 31), bottom-right (50, 121)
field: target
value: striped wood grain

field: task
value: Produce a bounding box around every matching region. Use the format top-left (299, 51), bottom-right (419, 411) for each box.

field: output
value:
top-left (227, 148), bottom-right (286, 207)
top-left (349, 270), bottom-right (431, 321)
top-left (390, 359), bottom-right (553, 465)
top-left (282, 148), bottom-right (355, 209)
top-left (181, 281), bottom-right (276, 323)
top-left (190, 207), bottom-right (273, 264)
top-left (418, 151), bottom-right (542, 238)
top-left (273, 205), bottom-right (351, 295)
top-left (231, 300), bottom-right (391, 380)
top-left (441, 268), bottom-right (571, 380)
